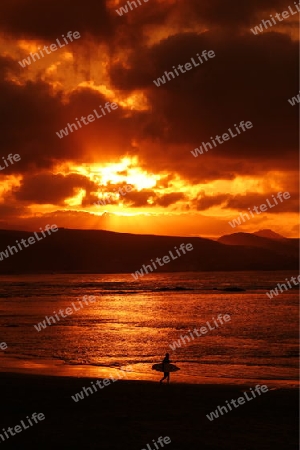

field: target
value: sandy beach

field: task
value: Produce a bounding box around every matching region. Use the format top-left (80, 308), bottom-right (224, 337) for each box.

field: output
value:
top-left (0, 372), bottom-right (297, 450)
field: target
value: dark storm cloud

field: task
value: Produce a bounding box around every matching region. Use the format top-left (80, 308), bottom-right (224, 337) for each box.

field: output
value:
top-left (194, 193), bottom-right (229, 210)
top-left (55, 87), bottom-right (138, 159)
top-left (155, 192), bottom-right (186, 207)
top-left (0, 0), bottom-right (111, 39)
top-left (108, 1), bottom-right (298, 185)
top-left (110, 30), bottom-right (298, 159)
top-left (194, 191), bottom-right (299, 213)
top-left (0, 203), bottom-right (29, 217)
top-left (225, 192), bottom-right (299, 214)
top-left (0, 54), bottom-right (84, 172)
top-left (0, 0), bottom-right (291, 41)
top-left (182, 0), bottom-right (295, 28)
top-left (122, 190), bottom-right (156, 207)
top-left (0, 77), bottom-right (79, 173)
top-left (0, 0), bottom-right (298, 212)
top-left (0, 56), bottom-right (137, 174)
top-left (13, 173), bottom-right (97, 205)
top-left (123, 190), bottom-right (186, 208)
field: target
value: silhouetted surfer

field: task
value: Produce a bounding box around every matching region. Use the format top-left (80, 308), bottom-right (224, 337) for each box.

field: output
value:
top-left (160, 353), bottom-right (171, 384)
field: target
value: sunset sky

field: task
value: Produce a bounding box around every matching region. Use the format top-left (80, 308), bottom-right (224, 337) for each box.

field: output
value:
top-left (0, 0), bottom-right (299, 238)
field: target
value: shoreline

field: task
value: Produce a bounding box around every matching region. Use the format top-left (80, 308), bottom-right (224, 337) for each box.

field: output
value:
top-left (0, 370), bottom-right (298, 389)
top-left (0, 356), bottom-right (298, 389)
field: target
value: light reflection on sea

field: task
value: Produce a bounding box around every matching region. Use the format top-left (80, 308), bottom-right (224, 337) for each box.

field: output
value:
top-left (0, 271), bottom-right (298, 387)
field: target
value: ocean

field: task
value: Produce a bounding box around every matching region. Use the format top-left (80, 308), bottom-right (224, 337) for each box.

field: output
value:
top-left (0, 271), bottom-right (298, 387)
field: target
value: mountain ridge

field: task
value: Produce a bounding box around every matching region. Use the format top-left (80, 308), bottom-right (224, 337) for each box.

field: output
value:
top-left (0, 228), bottom-right (298, 274)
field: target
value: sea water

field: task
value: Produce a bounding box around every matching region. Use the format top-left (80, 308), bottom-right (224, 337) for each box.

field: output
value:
top-left (0, 271), bottom-right (298, 386)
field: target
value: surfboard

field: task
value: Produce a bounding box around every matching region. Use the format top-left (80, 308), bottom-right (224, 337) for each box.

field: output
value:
top-left (152, 363), bottom-right (180, 373)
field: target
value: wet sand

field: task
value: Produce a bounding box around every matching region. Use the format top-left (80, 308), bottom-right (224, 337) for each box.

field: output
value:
top-left (0, 373), bottom-right (298, 450)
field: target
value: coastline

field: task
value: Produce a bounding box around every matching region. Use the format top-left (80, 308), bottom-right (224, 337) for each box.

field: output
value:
top-left (0, 355), bottom-right (298, 389)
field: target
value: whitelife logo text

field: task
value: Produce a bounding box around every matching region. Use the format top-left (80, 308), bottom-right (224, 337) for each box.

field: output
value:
top-left (250, 3), bottom-right (300, 35)
top-left (18, 31), bottom-right (81, 68)
top-left (169, 314), bottom-right (231, 351)
top-left (131, 243), bottom-right (193, 280)
top-left (34, 295), bottom-right (96, 332)
top-left (116, 0), bottom-right (149, 16)
top-left (153, 51), bottom-right (215, 87)
top-left (266, 275), bottom-right (300, 299)
top-left (288, 91), bottom-right (300, 106)
top-left (71, 367), bottom-right (133, 402)
top-left (228, 191), bottom-right (291, 228)
top-left (0, 412), bottom-right (45, 444)
top-left (191, 121), bottom-right (253, 157)
top-left (0, 225), bottom-right (58, 262)
top-left (0, 153), bottom-right (21, 171)
top-left (206, 385), bottom-right (269, 421)
top-left (56, 102), bottom-right (118, 139)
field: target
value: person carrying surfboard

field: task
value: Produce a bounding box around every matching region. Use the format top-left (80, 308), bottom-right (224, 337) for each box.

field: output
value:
top-left (152, 357), bottom-right (179, 381)
top-left (160, 353), bottom-right (172, 384)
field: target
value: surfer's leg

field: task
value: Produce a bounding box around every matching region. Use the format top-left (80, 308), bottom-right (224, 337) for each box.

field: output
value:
top-left (160, 372), bottom-right (168, 383)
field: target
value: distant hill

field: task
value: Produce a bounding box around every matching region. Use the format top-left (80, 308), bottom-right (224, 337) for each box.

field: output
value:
top-left (218, 231), bottom-right (298, 259)
top-left (0, 228), bottom-right (298, 274)
top-left (253, 229), bottom-right (286, 241)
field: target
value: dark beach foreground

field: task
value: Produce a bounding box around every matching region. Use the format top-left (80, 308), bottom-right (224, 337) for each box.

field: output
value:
top-left (0, 373), bottom-right (298, 450)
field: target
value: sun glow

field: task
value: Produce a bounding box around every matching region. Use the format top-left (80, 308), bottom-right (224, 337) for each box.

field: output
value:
top-left (58, 157), bottom-right (160, 192)
top-left (51, 157), bottom-right (161, 209)
top-left (64, 188), bottom-right (86, 207)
